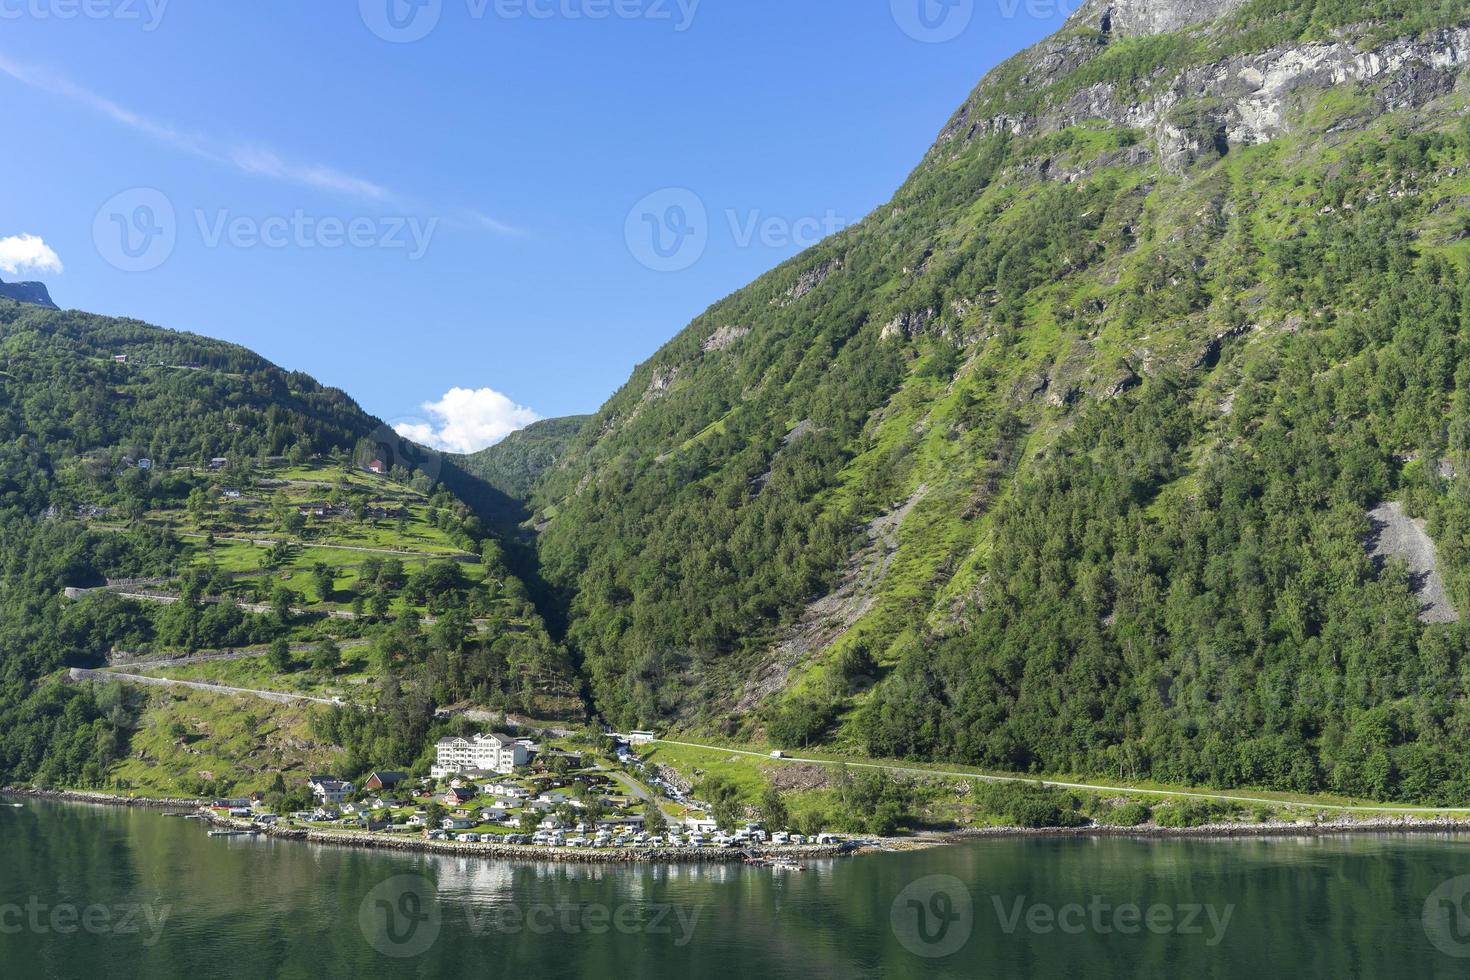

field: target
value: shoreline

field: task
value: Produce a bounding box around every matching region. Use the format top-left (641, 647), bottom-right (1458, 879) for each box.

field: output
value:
top-left (0, 787), bottom-right (849, 865)
top-left (2, 787), bottom-right (206, 810)
top-left (11, 787), bottom-right (1470, 864)
top-left (913, 815), bottom-right (1470, 845)
top-left (200, 812), bottom-right (852, 865)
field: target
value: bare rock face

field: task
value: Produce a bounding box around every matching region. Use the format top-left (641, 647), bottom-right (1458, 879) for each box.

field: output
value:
top-left (880, 308), bottom-right (936, 340)
top-left (702, 325), bottom-right (750, 353)
top-left (1087, 0), bottom-right (1249, 36)
top-left (778, 260), bottom-right (839, 306)
top-left (0, 277), bottom-right (57, 309)
top-left (939, 0), bottom-right (1470, 176)
top-left (1366, 502), bottom-right (1461, 624)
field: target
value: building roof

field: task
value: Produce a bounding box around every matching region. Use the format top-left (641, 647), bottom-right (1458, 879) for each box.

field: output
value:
top-left (367, 771), bottom-right (409, 783)
top-left (437, 732), bottom-right (518, 748)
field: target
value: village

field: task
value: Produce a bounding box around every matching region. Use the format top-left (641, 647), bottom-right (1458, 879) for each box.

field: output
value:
top-left (203, 731), bottom-right (849, 858)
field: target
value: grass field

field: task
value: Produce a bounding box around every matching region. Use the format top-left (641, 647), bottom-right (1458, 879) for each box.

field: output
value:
top-left (137, 645), bottom-right (378, 701)
top-left (105, 685), bottom-right (346, 798)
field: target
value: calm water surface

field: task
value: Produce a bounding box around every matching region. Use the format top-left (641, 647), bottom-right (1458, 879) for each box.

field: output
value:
top-left (5, 796), bottom-right (1470, 978)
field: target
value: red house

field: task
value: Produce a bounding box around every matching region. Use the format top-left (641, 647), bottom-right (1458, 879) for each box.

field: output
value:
top-left (367, 459), bottom-right (387, 475)
top-left (363, 771), bottom-right (408, 792)
top-left (444, 786), bottom-right (477, 806)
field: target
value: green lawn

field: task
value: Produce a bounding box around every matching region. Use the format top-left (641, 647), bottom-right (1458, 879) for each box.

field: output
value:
top-left (136, 645), bottom-right (378, 701)
top-left (104, 685), bottom-right (345, 798)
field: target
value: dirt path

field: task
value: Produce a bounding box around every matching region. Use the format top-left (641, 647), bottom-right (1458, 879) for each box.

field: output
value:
top-left (103, 591), bottom-right (361, 621)
top-left (173, 530), bottom-right (475, 562)
top-left (653, 739), bottom-right (1470, 815)
top-left (109, 640), bottom-right (373, 670)
top-left (69, 667), bottom-right (346, 706)
top-left (599, 768), bottom-right (679, 820)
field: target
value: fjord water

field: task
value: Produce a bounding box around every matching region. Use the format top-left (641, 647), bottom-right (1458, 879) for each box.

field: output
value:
top-left (4, 798), bottom-right (1470, 978)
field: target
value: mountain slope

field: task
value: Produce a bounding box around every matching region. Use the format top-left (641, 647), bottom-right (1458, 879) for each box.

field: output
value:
top-left (0, 300), bottom-right (578, 792)
top-left (521, 0), bottom-right (1470, 803)
top-left (461, 416), bottom-right (591, 502)
top-left (0, 277), bottom-right (57, 309)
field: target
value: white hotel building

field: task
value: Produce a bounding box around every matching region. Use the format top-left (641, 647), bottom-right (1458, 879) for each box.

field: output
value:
top-left (432, 733), bottom-right (531, 777)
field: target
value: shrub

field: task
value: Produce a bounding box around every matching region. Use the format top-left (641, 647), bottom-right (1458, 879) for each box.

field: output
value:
top-left (976, 782), bottom-right (1090, 828)
top-left (1101, 801), bottom-right (1152, 826)
top-left (1151, 799), bottom-right (1239, 828)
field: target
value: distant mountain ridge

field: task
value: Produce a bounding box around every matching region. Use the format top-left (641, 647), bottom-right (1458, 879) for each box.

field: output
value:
top-left (460, 416), bottom-right (592, 503)
top-left (0, 277), bottom-right (57, 309)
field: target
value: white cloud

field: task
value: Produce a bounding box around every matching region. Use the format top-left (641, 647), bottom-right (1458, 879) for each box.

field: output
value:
top-left (0, 52), bottom-right (519, 235)
top-left (0, 53), bottom-right (392, 204)
top-left (396, 388), bottom-right (541, 455)
top-left (0, 234), bottom-right (63, 277)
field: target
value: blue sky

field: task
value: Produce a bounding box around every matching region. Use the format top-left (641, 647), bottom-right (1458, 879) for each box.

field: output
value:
top-left (0, 0), bottom-right (1076, 451)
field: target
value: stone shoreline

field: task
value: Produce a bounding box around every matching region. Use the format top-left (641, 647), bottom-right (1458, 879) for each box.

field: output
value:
top-left (198, 812), bottom-right (854, 864)
top-left (10, 787), bottom-right (1470, 861)
top-left (938, 814), bottom-right (1470, 842)
top-left (2, 786), bottom-right (206, 809)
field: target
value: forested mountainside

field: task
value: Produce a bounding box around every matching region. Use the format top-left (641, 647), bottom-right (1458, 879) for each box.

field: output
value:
top-left (461, 416), bottom-right (592, 504)
top-left (0, 301), bottom-right (576, 791)
top-left (516, 0), bottom-right (1470, 803)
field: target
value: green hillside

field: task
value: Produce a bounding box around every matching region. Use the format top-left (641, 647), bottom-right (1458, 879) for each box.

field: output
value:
top-left (460, 415), bottom-right (591, 504)
top-left (0, 302), bottom-right (578, 796)
top-left (11, 0), bottom-right (1470, 809)
top-left (516, 0), bottom-right (1470, 803)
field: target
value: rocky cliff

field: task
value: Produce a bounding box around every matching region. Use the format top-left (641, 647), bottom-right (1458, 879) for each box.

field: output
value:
top-left (0, 277), bottom-right (57, 309)
top-left (939, 1), bottom-right (1470, 173)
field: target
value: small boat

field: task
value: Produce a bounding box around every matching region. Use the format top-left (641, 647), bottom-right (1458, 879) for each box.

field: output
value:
top-left (2, 803), bottom-right (21, 809)
top-left (770, 859), bottom-right (806, 872)
top-left (207, 829), bottom-right (254, 838)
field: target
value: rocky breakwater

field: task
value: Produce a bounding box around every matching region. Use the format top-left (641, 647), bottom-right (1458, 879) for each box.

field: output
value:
top-left (949, 814), bottom-right (1470, 841)
top-left (1, 787), bottom-right (207, 809)
top-left (202, 813), bottom-right (853, 865)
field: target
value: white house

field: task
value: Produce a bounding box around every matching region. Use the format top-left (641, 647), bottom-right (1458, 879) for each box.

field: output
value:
top-left (442, 816), bottom-right (473, 831)
top-left (308, 776), bottom-right (355, 805)
top-left (480, 781), bottom-right (527, 798)
top-left (597, 815), bottom-right (646, 831)
top-left (432, 733), bottom-right (531, 777)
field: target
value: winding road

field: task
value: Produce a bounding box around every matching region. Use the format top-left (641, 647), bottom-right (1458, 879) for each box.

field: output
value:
top-left (69, 668), bottom-right (346, 707)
